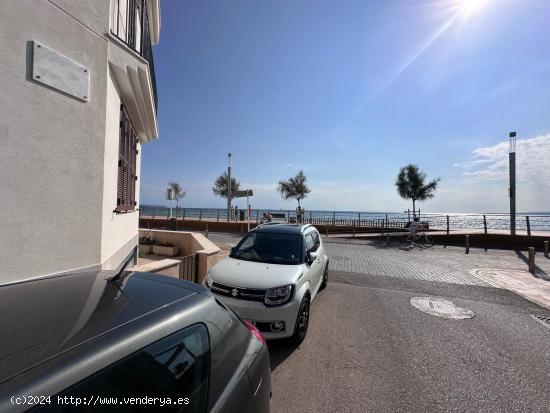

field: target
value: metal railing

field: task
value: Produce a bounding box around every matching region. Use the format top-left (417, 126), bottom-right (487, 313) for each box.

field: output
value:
top-left (139, 207), bottom-right (550, 234)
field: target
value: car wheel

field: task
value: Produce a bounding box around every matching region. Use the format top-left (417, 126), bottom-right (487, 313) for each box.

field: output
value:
top-left (320, 263), bottom-right (329, 290)
top-left (291, 295), bottom-right (310, 345)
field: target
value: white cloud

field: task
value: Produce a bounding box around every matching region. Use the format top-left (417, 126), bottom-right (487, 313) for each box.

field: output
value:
top-left (463, 134), bottom-right (550, 187)
top-left (444, 133), bottom-right (550, 212)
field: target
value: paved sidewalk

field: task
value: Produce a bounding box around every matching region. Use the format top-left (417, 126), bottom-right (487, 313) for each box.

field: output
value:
top-left (324, 239), bottom-right (550, 286)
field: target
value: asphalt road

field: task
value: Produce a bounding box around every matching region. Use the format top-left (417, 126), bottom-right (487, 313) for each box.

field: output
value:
top-left (269, 272), bottom-right (550, 413)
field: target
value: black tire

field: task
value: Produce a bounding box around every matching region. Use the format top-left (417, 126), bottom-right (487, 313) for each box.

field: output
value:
top-left (320, 263), bottom-right (329, 289)
top-left (291, 295), bottom-right (310, 345)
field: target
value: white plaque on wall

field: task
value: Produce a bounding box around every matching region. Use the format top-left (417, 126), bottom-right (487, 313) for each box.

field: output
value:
top-left (32, 41), bottom-right (90, 102)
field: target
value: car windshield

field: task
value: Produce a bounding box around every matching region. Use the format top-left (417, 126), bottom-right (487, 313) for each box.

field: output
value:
top-left (230, 232), bottom-right (302, 265)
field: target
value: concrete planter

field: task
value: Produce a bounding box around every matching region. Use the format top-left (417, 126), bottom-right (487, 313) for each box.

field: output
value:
top-left (153, 244), bottom-right (178, 257)
top-left (139, 244), bottom-right (153, 254)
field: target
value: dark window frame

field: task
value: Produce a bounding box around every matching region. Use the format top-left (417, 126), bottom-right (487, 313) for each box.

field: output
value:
top-left (116, 104), bottom-right (138, 213)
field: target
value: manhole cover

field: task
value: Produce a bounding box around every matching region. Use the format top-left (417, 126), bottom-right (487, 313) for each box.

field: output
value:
top-left (410, 297), bottom-right (475, 319)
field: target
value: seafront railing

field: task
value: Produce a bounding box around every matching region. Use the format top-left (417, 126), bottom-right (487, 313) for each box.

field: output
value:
top-left (138, 207), bottom-right (550, 234)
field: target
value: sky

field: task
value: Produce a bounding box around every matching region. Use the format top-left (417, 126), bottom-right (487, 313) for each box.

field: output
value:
top-left (140, 0), bottom-right (550, 213)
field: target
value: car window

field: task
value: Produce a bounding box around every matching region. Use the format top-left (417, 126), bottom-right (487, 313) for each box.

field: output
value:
top-left (231, 232), bottom-right (302, 265)
top-left (312, 231), bottom-right (320, 249)
top-left (35, 324), bottom-right (210, 413)
top-left (305, 233), bottom-right (316, 252)
top-left (238, 232), bottom-right (256, 251)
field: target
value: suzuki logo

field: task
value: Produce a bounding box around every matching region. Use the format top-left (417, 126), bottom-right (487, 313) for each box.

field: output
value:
top-left (231, 288), bottom-right (239, 297)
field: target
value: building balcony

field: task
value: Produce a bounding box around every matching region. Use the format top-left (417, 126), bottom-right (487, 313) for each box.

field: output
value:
top-left (111, 0), bottom-right (159, 111)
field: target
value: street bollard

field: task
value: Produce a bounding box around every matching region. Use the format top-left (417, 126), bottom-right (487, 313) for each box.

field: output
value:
top-left (544, 241), bottom-right (549, 258)
top-left (326, 225), bottom-right (328, 239)
top-left (528, 247), bottom-right (535, 274)
top-left (386, 234), bottom-right (390, 246)
top-left (204, 223), bottom-right (209, 239)
top-left (352, 224), bottom-right (355, 238)
top-left (465, 235), bottom-right (470, 254)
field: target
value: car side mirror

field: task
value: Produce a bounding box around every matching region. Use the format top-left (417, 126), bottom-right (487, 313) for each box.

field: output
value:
top-left (307, 250), bottom-right (319, 264)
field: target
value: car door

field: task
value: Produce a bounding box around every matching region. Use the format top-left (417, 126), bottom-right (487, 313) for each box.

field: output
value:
top-left (313, 230), bottom-right (325, 266)
top-left (304, 231), bottom-right (323, 293)
top-left (36, 324), bottom-right (210, 413)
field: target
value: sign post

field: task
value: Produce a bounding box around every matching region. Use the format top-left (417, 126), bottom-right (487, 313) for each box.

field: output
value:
top-left (234, 189), bottom-right (254, 232)
top-left (169, 188), bottom-right (174, 219)
top-left (227, 153), bottom-right (232, 222)
top-left (509, 132), bottom-right (516, 235)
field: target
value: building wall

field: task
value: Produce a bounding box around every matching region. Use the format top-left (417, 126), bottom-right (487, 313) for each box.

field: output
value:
top-left (0, 0), bottom-right (153, 284)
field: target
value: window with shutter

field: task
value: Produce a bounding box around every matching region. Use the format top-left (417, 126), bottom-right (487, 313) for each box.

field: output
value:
top-left (116, 104), bottom-right (138, 212)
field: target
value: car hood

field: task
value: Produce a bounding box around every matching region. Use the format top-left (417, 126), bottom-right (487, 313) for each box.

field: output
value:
top-left (207, 257), bottom-right (303, 289)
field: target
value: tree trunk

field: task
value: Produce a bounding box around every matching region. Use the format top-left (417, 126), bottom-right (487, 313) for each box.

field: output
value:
top-left (412, 199), bottom-right (416, 219)
top-left (297, 198), bottom-right (301, 207)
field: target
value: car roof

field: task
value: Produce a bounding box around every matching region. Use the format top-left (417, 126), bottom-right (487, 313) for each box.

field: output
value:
top-left (0, 271), bottom-right (207, 386)
top-left (252, 223), bottom-right (313, 234)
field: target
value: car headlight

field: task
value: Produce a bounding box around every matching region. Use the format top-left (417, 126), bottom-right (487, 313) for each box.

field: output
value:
top-left (203, 275), bottom-right (213, 288)
top-left (264, 284), bottom-right (294, 306)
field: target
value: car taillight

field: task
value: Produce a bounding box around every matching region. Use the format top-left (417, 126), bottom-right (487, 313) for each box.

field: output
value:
top-left (243, 320), bottom-right (266, 345)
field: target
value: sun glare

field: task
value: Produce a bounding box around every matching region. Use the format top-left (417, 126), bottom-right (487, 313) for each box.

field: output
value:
top-left (458, 0), bottom-right (490, 18)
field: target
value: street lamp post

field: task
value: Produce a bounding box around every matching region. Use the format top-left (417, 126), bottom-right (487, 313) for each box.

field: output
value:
top-left (509, 132), bottom-right (516, 235)
top-left (169, 188), bottom-right (174, 219)
top-left (227, 153), bottom-right (232, 222)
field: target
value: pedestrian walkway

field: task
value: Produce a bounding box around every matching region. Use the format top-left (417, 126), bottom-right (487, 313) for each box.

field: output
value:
top-left (324, 240), bottom-right (550, 287)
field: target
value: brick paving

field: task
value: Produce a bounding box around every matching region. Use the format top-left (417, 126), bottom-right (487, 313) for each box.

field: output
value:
top-left (324, 239), bottom-right (550, 286)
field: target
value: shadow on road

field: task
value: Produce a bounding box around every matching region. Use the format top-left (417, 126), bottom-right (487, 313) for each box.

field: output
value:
top-left (514, 250), bottom-right (549, 279)
top-left (267, 339), bottom-right (297, 372)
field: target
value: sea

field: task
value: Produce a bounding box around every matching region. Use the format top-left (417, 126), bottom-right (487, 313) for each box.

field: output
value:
top-left (139, 205), bottom-right (550, 232)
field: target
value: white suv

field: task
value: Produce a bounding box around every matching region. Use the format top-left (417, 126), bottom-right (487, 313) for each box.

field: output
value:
top-left (204, 224), bottom-right (329, 343)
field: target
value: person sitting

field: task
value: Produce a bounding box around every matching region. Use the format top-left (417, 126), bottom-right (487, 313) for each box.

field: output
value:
top-left (408, 217), bottom-right (425, 241)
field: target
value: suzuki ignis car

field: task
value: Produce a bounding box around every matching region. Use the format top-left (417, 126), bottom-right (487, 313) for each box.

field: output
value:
top-left (204, 224), bottom-right (329, 343)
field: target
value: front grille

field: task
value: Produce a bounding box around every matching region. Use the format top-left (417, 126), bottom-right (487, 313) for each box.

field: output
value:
top-left (210, 282), bottom-right (266, 303)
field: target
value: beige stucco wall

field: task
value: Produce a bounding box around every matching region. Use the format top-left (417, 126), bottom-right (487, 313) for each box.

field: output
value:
top-left (138, 230), bottom-right (221, 282)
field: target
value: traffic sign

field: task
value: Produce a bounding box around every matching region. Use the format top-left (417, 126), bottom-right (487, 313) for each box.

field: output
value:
top-left (234, 190), bottom-right (253, 198)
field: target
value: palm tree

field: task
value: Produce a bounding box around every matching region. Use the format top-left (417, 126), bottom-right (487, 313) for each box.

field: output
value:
top-left (277, 170), bottom-right (311, 207)
top-left (212, 172), bottom-right (240, 199)
top-left (166, 181), bottom-right (185, 209)
top-left (395, 164), bottom-right (440, 218)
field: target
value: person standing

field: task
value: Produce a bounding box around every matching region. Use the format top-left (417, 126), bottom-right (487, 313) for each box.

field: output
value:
top-left (296, 206), bottom-right (302, 223)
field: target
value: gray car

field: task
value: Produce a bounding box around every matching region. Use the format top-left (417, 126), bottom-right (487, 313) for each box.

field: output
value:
top-left (0, 271), bottom-right (271, 412)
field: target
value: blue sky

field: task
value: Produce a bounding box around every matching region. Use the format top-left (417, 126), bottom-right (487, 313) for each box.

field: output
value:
top-left (140, 0), bottom-right (550, 213)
